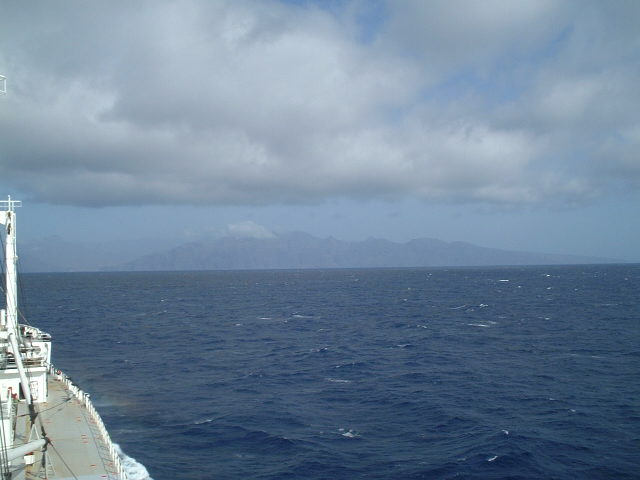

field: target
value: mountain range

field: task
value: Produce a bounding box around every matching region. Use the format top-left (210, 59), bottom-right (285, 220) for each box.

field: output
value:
top-left (20, 232), bottom-right (618, 273)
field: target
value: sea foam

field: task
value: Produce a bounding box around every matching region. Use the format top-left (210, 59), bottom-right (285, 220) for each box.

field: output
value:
top-left (115, 444), bottom-right (153, 480)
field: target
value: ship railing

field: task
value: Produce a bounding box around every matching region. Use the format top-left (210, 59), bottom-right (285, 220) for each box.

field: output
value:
top-left (3, 357), bottom-right (46, 368)
top-left (47, 364), bottom-right (126, 479)
top-left (21, 324), bottom-right (52, 340)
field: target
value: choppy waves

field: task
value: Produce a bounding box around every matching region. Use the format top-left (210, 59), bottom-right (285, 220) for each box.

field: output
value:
top-left (24, 265), bottom-right (640, 479)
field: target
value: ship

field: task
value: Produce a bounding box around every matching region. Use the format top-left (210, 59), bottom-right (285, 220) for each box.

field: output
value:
top-left (0, 197), bottom-right (127, 479)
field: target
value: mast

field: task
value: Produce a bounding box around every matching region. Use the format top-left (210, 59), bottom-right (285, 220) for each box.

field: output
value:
top-left (1, 198), bottom-right (34, 409)
top-left (0, 78), bottom-right (34, 407)
top-left (0, 77), bottom-right (15, 332)
top-left (2, 197), bottom-right (21, 333)
top-left (0, 78), bottom-right (20, 334)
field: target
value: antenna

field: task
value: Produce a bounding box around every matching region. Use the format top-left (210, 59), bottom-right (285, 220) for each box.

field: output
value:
top-left (0, 75), bottom-right (5, 95)
top-left (0, 197), bottom-right (21, 211)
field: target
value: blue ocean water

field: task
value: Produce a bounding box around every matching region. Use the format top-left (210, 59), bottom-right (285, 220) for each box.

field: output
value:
top-left (20, 265), bottom-right (639, 480)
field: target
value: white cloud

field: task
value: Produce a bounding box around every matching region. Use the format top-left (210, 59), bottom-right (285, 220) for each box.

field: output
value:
top-left (378, 0), bottom-right (569, 74)
top-left (0, 0), bottom-right (638, 208)
top-left (226, 221), bottom-right (275, 239)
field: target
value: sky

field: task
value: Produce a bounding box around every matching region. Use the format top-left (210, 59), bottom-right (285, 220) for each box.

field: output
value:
top-left (1, 0), bottom-right (639, 261)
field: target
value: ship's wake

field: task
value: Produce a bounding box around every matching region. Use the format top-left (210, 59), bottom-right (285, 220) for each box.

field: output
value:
top-left (115, 444), bottom-right (153, 480)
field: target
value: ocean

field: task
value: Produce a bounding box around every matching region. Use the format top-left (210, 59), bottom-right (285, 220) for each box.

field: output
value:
top-left (21, 264), bottom-right (639, 479)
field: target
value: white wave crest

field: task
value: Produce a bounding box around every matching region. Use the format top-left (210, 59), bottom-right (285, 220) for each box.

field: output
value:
top-left (194, 417), bottom-right (214, 425)
top-left (339, 429), bottom-right (360, 438)
top-left (325, 378), bottom-right (352, 383)
top-left (115, 444), bottom-right (153, 480)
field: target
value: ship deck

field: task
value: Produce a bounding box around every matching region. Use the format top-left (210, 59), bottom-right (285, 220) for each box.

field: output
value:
top-left (13, 374), bottom-right (120, 480)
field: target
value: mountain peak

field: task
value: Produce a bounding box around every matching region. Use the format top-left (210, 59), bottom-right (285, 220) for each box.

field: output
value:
top-left (115, 233), bottom-right (616, 272)
top-left (21, 232), bottom-right (619, 272)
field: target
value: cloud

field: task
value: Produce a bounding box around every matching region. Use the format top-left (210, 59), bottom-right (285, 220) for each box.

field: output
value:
top-left (378, 0), bottom-right (569, 75)
top-left (226, 221), bottom-right (275, 239)
top-left (0, 0), bottom-right (638, 207)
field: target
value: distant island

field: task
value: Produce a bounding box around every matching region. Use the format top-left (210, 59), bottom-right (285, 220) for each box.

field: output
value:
top-left (20, 231), bottom-right (619, 273)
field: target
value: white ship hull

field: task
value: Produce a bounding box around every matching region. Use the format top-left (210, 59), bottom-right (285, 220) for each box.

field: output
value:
top-left (1, 198), bottom-right (127, 479)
